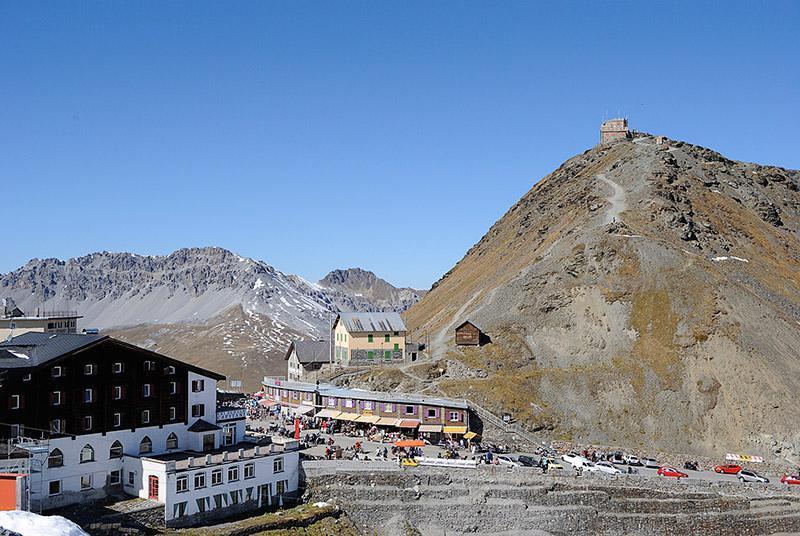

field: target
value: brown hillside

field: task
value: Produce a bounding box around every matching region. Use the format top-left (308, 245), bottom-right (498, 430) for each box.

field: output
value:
top-left (402, 133), bottom-right (800, 461)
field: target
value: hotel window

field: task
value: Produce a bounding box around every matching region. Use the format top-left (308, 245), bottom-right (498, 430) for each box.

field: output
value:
top-left (405, 405), bottom-right (415, 415)
top-left (426, 408), bottom-right (437, 418)
top-left (449, 411), bottom-right (462, 422)
top-left (109, 441), bottom-right (123, 458)
top-left (83, 416), bottom-right (93, 431)
top-left (113, 362), bottom-right (124, 374)
top-left (10, 394), bottom-right (21, 410)
top-left (292, 391), bottom-right (299, 399)
top-left (164, 366), bottom-right (176, 375)
top-left (276, 480), bottom-right (287, 495)
top-left (49, 480), bottom-right (61, 496)
top-left (394, 343), bottom-right (400, 351)
top-left (368, 334), bottom-right (373, 343)
top-left (109, 470), bottom-right (121, 485)
top-left (143, 384), bottom-right (152, 398)
top-left (211, 469), bottom-right (223, 486)
top-left (80, 474), bottom-right (92, 490)
top-left (195, 497), bottom-right (208, 513)
top-left (344, 399), bottom-right (354, 408)
top-left (228, 466), bottom-right (239, 482)
top-left (367, 351), bottom-right (374, 360)
top-left (22, 374), bottom-right (31, 382)
top-left (10, 424), bottom-right (23, 437)
top-left (51, 391), bottom-right (62, 406)
top-left (327, 397), bottom-right (337, 407)
top-left (384, 350), bottom-right (391, 359)
top-left (84, 364), bottom-right (94, 375)
top-left (192, 404), bottom-right (205, 418)
top-left (113, 413), bottom-right (122, 428)
top-left (176, 476), bottom-right (188, 493)
top-left (51, 366), bottom-right (63, 378)
top-left (244, 462), bottom-right (255, 479)
top-left (192, 379), bottom-right (205, 392)
top-left (47, 449), bottom-right (64, 468)
top-left (141, 410), bottom-right (151, 424)
top-left (363, 401), bottom-right (375, 410)
top-left (383, 403), bottom-right (396, 412)
top-left (229, 490), bottom-right (240, 505)
top-left (273, 457), bottom-right (284, 474)
top-left (84, 388), bottom-right (93, 403)
top-left (113, 386), bottom-right (123, 400)
top-left (143, 360), bottom-right (154, 372)
top-left (385, 334), bottom-right (390, 343)
top-left (169, 381), bottom-right (177, 395)
top-left (49, 419), bottom-right (63, 434)
top-left (393, 331), bottom-right (399, 336)
top-left (139, 436), bottom-right (152, 454)
top-left (128, 472), bottom-right (135, 486)
top-left (80, 444), bottom-right (95, 463)
top-left (223, 424), bottom-right (236, 446)
top-left (166, 432), bottom-right (179, 450)
top-left (169, 406), bottom-right (177, 421)
top-left (194, 472), bottom-right (206, 489)
top-left (174, 501), bottom-right (188, 517)
top-left (213, 493), bottom-right (225, 509)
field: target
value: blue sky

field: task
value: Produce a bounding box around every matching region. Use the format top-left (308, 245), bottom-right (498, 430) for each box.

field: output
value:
top-left (2, 1), bottom-right (798, 288)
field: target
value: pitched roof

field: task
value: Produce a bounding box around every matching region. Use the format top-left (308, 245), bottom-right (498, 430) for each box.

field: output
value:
top-left (0, 333), bottom-right (226, 380)
top-left (335, 312), bottom-right (406, 333)
top-left (455, 320), bottom-right (482, 331)
top-left (285, 340), bottom-right (332, 364)
top-left (187, 419), bottom-right (222, 433)
top-left (0, 332), bottom-right (105, 368)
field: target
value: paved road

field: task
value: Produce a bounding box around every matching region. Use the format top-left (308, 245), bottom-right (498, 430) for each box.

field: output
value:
top-left (250, 418), bottom-right (795, 488)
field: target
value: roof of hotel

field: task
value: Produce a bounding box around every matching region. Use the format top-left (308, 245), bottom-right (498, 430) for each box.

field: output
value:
top-left (263, 377), bottom-right (332, 392)
top-left (0, 332), bottom-right (226, 380)
top-left (285, 340), bottom-right (333, 364)
top-left (0, 332), bottom-right (105, 368)
top-left (334, 312), bottom-right (406, 333)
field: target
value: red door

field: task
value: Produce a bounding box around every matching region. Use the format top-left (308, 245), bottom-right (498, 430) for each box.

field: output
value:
top-left (148, 475), bottom-right (159, 500)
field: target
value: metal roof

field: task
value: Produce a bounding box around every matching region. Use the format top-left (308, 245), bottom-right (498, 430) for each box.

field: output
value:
top-left (263, 377), bottom-right (332, 393)
top-left (0, 332), bottom-right (105, 369)
top-left (285, 340), bottom-right (333, 364)
top-left (335, 312), bottom-right (406, 333)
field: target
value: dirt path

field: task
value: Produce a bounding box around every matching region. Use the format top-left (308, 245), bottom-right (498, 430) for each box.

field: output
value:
top-left (598, 173), bottom-right (627, 225)
top-left (430, 290), bottom-right (483, 359)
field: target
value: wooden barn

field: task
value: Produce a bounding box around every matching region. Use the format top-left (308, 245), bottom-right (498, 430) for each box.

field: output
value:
top-left (455, 320), bottom-right (483, 346)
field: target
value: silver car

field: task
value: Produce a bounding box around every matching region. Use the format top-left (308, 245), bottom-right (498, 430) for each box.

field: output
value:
top-left (738, 470), bottom-right (769, 483)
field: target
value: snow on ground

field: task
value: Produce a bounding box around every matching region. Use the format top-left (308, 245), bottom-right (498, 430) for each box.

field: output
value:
top-left (0, 510), bottom-right (87, 536)
top-left (711, 256), bottom-right (749, 263)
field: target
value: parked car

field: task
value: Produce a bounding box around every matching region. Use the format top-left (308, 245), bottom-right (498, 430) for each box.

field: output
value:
top-left (497, 455), bottom-right (520, 467)
top-left (658, 467), bottom-right (688, 479)
top-left (561, 452), bottom-right (584, 466)
top-left (714, 464), bottom-right (742, 475)
top-left (595, 461), bottom-right (623, 475)
top-left (738, 470), bottom-right (769, 483)
top-left (579, 460), bottom-right (600, 473)
top-left (610, 453), bottom-right (626, 464)
top-left (625, 455), bottom-right (642, 466)
top-left (541, 457), bottom-right (564, 470)
top-left (642, 458), bottom-right (660, 469)
top-left (517, 455), bottom-right (537, 468)
top-left (684, 461), bottom-right (700, 471)
top-left (780, 475), bottom-right (800, 485)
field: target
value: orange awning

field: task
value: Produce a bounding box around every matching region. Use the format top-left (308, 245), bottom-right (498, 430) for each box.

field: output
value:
top-left (397, 420), bottom-right (420, 429)
top-left (395, 440), bottom-right (425, 448)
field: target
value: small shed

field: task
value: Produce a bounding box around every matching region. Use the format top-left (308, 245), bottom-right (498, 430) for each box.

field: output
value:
top-left (455, 321), bottom-right (483, 347)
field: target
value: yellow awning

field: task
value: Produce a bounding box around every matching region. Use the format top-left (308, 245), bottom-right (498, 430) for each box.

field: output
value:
top-left (443, 426), bottom-right (468, 435)
top-left (376, 417), bottom-right (399, 426)
top-left (355, 414), bottom-right (381, 424)
top-left (418, 424), bottom-right (442, 433)
top-left (335, 412), bottom-right (360, 421)
top-left (316, 409), bottom-right (341, 419)
top-left (463, 431), bottom-right (479, 440)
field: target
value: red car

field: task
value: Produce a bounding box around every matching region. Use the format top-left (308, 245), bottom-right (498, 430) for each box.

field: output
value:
top-left (714, 464), bottom-right (742, 475)
top-left (658, 467), bottom-right (688, 479)
top-left (781, 475), bottom-right (800, 485)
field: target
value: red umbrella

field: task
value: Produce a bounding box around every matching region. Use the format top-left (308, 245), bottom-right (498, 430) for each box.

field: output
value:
top-left (294, 418), bottom-right (301, 440)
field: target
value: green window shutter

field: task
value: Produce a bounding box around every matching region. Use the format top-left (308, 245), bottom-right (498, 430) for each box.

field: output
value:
top-left (368, 334), bottom-right (373, 343)
top-left (384, 350), bottom-right (391, 359)
top-left (385, 334), bottom-right (390, 343)
top-left (367, 351), bottom-right (374, 360)
top-left (394, 343), bottom-right (399, 351)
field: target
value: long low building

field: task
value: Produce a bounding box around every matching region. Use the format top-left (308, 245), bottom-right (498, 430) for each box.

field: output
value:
top-left (262, 378), bottom-right (472, 439)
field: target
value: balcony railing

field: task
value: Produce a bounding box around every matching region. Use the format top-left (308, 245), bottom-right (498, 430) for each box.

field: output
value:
top-left (216, 407), bottom-right (246, 421)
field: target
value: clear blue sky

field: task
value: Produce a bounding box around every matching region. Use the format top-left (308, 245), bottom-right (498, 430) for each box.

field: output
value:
top-left (2, 1), bottom-right (798, 288)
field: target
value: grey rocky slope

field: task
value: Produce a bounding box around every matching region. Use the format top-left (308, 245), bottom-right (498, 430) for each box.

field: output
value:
top-left (397, 133), bottom-right (800, 461)
top-left (319, 268), bottom-right (425, 312)
top-left (0, 247), bottom-right (420, 389)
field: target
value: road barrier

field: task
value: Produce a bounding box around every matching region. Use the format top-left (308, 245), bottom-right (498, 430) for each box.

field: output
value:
top-left (415, 457), bottom-right (478, 469)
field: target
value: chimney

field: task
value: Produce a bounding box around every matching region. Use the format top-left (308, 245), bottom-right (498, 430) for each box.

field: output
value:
top-left (187, 456), bottom-right (194, 467)
top-left (238, 448), bottom-right (245, 459)
top-left (205, 454), bottom-right (212, 465)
